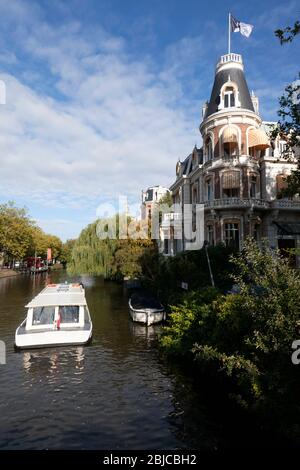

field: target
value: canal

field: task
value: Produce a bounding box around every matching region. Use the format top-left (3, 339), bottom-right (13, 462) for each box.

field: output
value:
top-left (0, 271), bottom-right (283, 449)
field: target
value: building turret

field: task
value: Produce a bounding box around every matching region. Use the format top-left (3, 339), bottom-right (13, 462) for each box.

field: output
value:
top-left (165, 49), bottom-right (300, 262)
top-left (204, 53), bottom-right (254, 119)
top-left (199, 52), bottom-right (269, 161)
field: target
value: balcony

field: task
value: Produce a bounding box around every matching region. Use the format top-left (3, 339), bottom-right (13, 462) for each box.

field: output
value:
top-left (204, 198), bottom-right (269, 210)
top-left (270, 199), bottom-right (300, 210)
top-left (202, 155), bottom-right (259, 168)
top-left (218, 53), bottom-right (242, 65)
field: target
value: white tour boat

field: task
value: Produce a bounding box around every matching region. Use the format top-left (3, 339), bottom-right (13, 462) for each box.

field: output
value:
top-left (128, 292), bottom-right (166, 326)
top-left (15, 283), bottom-right (93, 349)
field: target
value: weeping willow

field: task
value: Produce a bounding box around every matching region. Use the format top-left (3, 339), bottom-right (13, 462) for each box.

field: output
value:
top-left (68, 219), bottom-right (118, 277)
top-left (68, 216), bottom-right (156, 279)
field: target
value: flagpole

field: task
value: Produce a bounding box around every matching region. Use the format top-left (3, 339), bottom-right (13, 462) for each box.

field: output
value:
top-left (228, 12), bottom-right (231, 54)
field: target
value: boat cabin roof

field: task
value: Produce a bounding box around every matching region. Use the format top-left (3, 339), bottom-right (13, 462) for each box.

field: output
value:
top-left (25, 283), bottom-right (87, 308)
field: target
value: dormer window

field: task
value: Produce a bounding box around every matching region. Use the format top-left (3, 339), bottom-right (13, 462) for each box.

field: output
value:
top-left (218, 79), bottom-right (241, 111)
top-left (224, 87), bottom-right (235, 108)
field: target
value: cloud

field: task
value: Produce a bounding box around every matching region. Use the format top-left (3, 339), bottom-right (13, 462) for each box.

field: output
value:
top-left (254, 0), bottom-right (298, 30)
top-left (36, 217), bottom-right (91, 240)
top-left (0, 3), bottom-right (198, 215)
top-left (0, 0), bottom-right (296, 239)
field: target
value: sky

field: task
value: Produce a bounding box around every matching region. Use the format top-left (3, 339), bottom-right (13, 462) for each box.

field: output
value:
top-left (0, 0), bottom-right (299, 241)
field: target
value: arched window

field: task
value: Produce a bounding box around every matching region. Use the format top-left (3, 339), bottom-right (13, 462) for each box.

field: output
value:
top-left (224, 222), bottom-right (239, 249)
top-left (207, 224), bottom-right (214, 246)
top-left (224, 142), bottom-right (237, 158)
top-left (222, 171), bottom-right (240, 198)
top-left (222, 126), bottom-right (238, 159)
top-left (250, 174), bottom-right (258, 198)
top-left (205, 136), bottom-right (213, 160)
top-left (206, 177), bottom-right (213, 201)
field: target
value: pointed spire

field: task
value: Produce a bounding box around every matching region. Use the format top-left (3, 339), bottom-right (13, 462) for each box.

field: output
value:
top-left (204, 53), bottom-right (254, 118)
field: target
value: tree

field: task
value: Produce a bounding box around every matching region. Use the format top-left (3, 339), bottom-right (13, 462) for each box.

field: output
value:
top-left (29, 228), bottom-right (62, 259)
top-left (275, 21), bottom-right (300, 44)
top-left (0, 202), bottom-right (34, 261)
top-left (0, 201), bottom-right (63, 265)
top-left (114, 237), bottom-right (156, 280)
top-left (272, 21), bottom-right (300, 196)
top-left (60, 239), bottom-right (76, 265)
top-left (160, 238), bottom-right (300, 430)
top-left (68, 215), bottom-right (157, 279)
top-left (68, 219), bottom-right (118, 277)
top-left (45, 234), bottom-right (63, 260)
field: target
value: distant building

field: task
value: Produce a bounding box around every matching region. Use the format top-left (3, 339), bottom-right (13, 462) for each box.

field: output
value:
top-left (162, 52), bottom-right (300, 264)
top-left (141, 185), bottom-right (170, 220)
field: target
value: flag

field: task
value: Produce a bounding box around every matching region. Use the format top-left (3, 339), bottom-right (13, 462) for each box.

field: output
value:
top-left (231, 15), bottom-right (253, 38)
top-left (231, 15), bottom-right (240, 33)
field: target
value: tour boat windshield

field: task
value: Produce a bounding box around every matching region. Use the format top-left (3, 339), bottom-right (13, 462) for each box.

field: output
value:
top-left (58, 305), bottom-right (79, 323)
top-left (32, 306), bottom-right (55, 325)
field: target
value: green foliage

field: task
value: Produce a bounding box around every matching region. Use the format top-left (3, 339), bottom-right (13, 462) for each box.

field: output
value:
top-left (0, 202), bottom-right (34, 260)
top-left (160, 288), bottom-right (220, 356)
top-left (29, 228), bottom-right (63, 258)
top-left (114, 238), bottom-right (157, 280)
top-left (0, 201), bottom-right (63, 262)
top-left (68, 220), bottom-right (117, 277)
top-left (145, 243), bottom-right (235, 306)
top-left (59, 239), bottom-right (76, 265)
top-left (272, 22), bottom-right (300, 196)
top-left (160, 239), bottom-right (300, 426)
top-left (270, 74), bottom-right (300, 197)
top-left (275, 21), bottom-right (300, 44)
top-left (68, 216), bottom-right (156, 279)
top-left (158, 192), bottom-right (173, 207)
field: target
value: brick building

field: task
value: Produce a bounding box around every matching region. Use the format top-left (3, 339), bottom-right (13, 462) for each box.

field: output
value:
top-left (162, 52), bottom-right (300, 263)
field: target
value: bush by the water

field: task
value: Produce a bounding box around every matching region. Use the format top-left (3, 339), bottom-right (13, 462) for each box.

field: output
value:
top-left (160, 239), bottom-right (300, 434)
top-left (144, 243), bottom-right (235, 306)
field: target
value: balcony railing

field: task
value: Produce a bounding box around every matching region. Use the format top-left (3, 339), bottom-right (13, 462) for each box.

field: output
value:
top-left (161, 200), bottom-right (300, 218)
top-left (202, 155), bottom-right (259, 166)
top-left (162, 212), bottom-right (181, 221)
top-left (218, 53), bottom-right (242, 65)
top-left (204, 198), bottom-right (269, 209)
top-left (271, 199), bottom-right (300, 209)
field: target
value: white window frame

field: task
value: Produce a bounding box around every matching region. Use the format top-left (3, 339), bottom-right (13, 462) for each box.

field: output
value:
top-left (26, 305), bottom-right (85, 330)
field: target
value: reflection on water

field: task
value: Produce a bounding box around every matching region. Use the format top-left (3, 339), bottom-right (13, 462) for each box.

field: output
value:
top-left (0, 272), bottom-right (199, 450)
top-left (0, 271), bottom-right (274, 450)
top-left (129, 322), bottom-right (161, 343)
top-left (23, 347), bottom-right (85, 385)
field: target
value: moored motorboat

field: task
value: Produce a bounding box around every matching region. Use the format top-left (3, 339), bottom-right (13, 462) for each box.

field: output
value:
top-left (15, 283), bottom-right (93, 349)
top-left (128, 292), bottom-right (166, 326)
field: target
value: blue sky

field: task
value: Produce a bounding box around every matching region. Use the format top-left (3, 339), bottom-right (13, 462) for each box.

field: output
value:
top-left (0, 0), bottom-right (299, 240)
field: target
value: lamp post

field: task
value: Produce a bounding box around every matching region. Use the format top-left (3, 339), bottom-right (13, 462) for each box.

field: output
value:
top-left (204, 240), bottom-right (215, 287)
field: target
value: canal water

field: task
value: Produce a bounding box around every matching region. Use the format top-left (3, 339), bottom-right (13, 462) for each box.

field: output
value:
top-left (0, 271), bottom-right (281, 449)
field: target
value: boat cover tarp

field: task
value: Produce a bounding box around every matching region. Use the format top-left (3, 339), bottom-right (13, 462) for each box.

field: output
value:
top-left (130, 292), bottom-right (163, 310)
